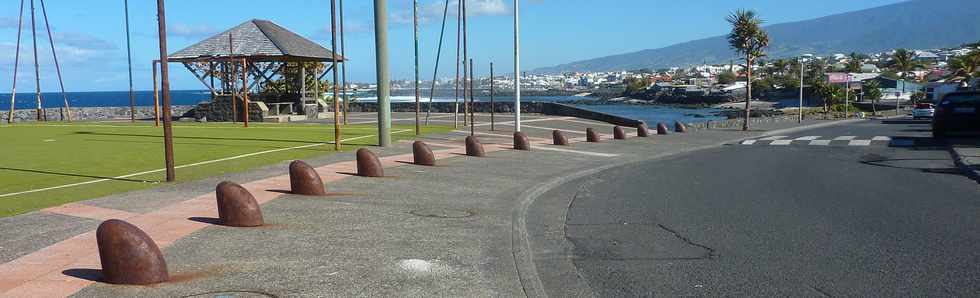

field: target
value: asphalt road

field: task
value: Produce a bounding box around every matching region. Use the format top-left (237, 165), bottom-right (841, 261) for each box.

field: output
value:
top-left (560, 118), bottom-right (980, 297)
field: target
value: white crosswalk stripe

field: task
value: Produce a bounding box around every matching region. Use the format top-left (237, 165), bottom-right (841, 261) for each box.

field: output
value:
top-left (738, 136), bottom-right (896, 147)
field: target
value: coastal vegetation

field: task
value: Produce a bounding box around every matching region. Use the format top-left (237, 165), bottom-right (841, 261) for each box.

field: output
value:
top-left (0, 122), bottom-right (452, 217)
top-left (726, 9), bottom-right (770, 130)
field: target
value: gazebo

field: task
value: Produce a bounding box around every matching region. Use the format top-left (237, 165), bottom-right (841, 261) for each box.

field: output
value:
top-left (156, 19), bottom-right (345, 122)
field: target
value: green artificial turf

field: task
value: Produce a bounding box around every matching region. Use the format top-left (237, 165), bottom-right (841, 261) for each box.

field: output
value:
top-left (0, 121), bottom-right (452, 217)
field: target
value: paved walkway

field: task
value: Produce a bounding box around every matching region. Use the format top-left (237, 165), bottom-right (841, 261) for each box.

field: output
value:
top-left (0, 113), bottom-right (861, 297)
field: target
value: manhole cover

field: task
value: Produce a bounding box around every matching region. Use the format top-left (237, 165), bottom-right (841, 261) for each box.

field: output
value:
top-left (183, 291), bottom-right (276, 298)
top-left (409, 208), bottom-right (473, 218)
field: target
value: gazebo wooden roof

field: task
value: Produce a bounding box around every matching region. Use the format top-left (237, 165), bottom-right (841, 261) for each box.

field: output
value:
top-left (168, 19), bottom-right (344, 63)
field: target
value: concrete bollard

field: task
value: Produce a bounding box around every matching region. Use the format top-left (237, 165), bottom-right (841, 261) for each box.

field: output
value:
top-left (613, 126), bottom-right (626, 140)
top-left (96, 219), bottom-right (169, 285)
top-left (413, 141), bottom-right (436, 166)
top-left (356, 148), bottom-right (384, 177)
top-left (637, 123), bottom-right (650, 137)
top-left (553, 130), bottom-right (569, 146)
top-left (289, 160), bottom-right (326, 196)
top-left (465, 136), bottom-right (486, 157)
top-left (215, 181), bottom-right (264, 227)
top-left (657, 123), bottom-right (669, 135)
top-left (586, 128), bottom-right (600, 142)
top-left (514, 132), bottom-right (531, 151)
top-left (674, 120), bottom-right (688, 133)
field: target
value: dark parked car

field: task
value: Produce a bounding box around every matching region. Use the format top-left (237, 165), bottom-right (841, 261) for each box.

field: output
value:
top-left (933, 91), bottom-right (980, 138)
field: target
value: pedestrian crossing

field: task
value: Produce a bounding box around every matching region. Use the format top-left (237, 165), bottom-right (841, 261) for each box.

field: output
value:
top-left (738, 136), bottom-right (916, 147)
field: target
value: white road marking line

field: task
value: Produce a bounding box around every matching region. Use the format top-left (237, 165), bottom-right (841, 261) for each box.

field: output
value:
top-left (809, 140), bottom-right (832, 146)
top-left (848, 140), bottom-right (872, 146)
top-left (833, 136), bottom-right (857, 141)
top-left (759, 136), bottom-right (788, 141)
top-left (0, 130), bottom-right (412, 198)
top-left (770, 140), bottom-right (794, 146)
top-left (872, 136), bottom-right (892, 141)
top-left (740, 140), bottom-right (758, 145)
top-left (794, 136), bottom-right (821, 141)
top-left (533, 146), bottom-right (618, 157)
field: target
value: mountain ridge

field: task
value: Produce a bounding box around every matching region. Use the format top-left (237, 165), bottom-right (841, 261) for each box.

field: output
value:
top-left (534, 0), bottom-right (980, 73)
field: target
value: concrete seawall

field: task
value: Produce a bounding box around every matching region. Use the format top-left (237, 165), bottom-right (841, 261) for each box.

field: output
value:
top-left (3, 106), bottom-right (196, 123)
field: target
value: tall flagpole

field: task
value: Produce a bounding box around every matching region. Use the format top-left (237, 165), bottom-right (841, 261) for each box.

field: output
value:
top-left (462, 0), bottom-right (469, 128)
top-left (340, 0), bottom-right (349, 125)
top-left (155, 0), bottom-right (176, 182)
top-left (413, 0), bottom-right (420, 136)
top-left (124, 0), bottom-right (135, 122)
top-left (513, 0), bottom-right (521, 132)
top-left (30, 0), bottom-right (44, 121)
top-left (331, 0), bottom-right (342, 150)
top-left (454, 0), bottom-right (461, 128)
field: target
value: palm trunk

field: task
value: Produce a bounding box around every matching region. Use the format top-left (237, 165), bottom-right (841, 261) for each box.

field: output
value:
top-left (742, 57), bottom-right (752, 131)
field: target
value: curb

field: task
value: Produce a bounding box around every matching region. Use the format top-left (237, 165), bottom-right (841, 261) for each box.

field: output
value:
top-left (949, 147), bottom-right (980, 184)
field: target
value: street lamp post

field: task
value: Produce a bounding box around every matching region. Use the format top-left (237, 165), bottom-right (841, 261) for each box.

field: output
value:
top-left (799, 56), bottom-right (804, 123)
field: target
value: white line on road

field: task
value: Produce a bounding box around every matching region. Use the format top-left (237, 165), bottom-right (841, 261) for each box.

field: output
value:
top-left (848, 140), bottom-right (872, 146)
top-left (770, 140), bottom-right (794, 146)
top-left (533, 146), bottom-right (618, 157)
top-left (740, 140), bottom-right (758, 145)
top-left (759, 136), bottom-right (788, 141)
top-left (809, 140), bottom-right (832, 146)
top-left (794, 136), bottom-right (821, 141)
top-left (872, 136), bottom-right (892, 141)
top-left (0, 130), bottom-right (411, 198)
top-left (833, 136), bottom-right (857, 141)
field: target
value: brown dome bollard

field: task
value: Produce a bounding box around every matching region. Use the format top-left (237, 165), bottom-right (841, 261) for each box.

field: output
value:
top-left (413, 141), bottom-right (436, 166)
top-left (637, 123), bottom-right (650, 137)
top-left (586, 128), bottom-right (600, 142)
top-left (465, 136), bottom-right (486, 157)
top-left (289, 160), bottom-right (326, 196)
top-left (216, 181), bottom-right (263, 227)
top-left (674, 121), bottom-right (688, 133)
top-left (357, 148), bottom-right (384, 177)
top-left (656, 123), bottom-right (670, 135)
top-left (553, 130), bottom-right (569, 146)
top-left (613, 126), bottom-right (626, 140)
top-left (514, 132), bottom-right (531, 151)
top-left (96, 219), bottom-right (168, 285)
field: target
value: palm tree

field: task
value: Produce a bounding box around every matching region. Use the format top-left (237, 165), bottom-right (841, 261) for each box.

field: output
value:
top-left (888, 49), bottom-right (922, 79)
top-left (727, 9), bottom-right (770, 131)
top-left (948, 50), bottom-right (980, 88)
top-left (862, 79), bottom-right (882, 115)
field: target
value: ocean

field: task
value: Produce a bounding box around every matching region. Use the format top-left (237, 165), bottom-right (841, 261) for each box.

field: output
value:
top-left (0, 90), bottom-right (725, 124)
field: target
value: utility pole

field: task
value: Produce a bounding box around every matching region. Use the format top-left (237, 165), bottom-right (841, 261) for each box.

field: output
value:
top-left (413, 0), bottom-right (420, 136)
top-left (469, 58), bottom-right (475, 136)
top-left (155, 0), bottom-right (176, 182)
top-left (374, 0), bottom-right (391, 147)
top-left (331, 0), bottom-right (342, 150)
top-left (124, 0), bottom-right (135, 123)
top-left (514, 0), bottom-right (522, 132)
top-left (454, 0), bottom-right (461, 128)
top-left (462, 0), bottom-right (469, 128)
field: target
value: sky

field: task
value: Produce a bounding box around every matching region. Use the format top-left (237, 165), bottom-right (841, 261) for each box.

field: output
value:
top-left (0, 0), bottom-right (907, 92)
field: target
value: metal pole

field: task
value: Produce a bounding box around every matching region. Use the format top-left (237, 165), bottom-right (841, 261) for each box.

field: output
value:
top-left (331, 0), bottom-right (342, 150)
top-left (374, 0), bottom-right (391, 147)
top-left (845, 76), bottom-right (850, 119)
top-left (124, 0), bottom-right (135, 122)
top-left (155, 0), bottom-right (176, 182)
top-left (8, 0), bottom-right (25, 124)
top-left (469, 58), bottom-right (475, 136)
top-left (425, 0), bottom-right (451, 125)
top-left (229, 33), bottom-right (237, 123)
top-left (39, 0), bottom-right (70, 122)
top-left (340, 0), bottom-right (349, 125)
top-left (30, 0), bottom-right (44, 121)
top-left (413, 0), bottom-right (420, 136)
top-left (453, 0), bottom-right (461, 128)
top-left (242, 58), bottom-right (249, 128)
top-left (462, 0), bottom-right (469, 128)
top-left (152, 61), bottom-right (159, 126)
top-left (513, 0), bottom-right (522, 132)
top-left (490, 62), bottom-right (494, 131)
top-left (799, 57), bottom-right (804, 123)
